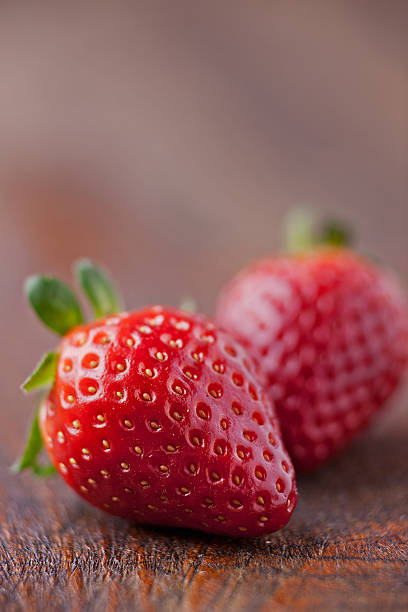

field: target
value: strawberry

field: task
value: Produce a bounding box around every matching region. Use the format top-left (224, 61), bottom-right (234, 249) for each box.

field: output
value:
top-left (17, 260), bottom-right (296, 537)
top-left (216, 213), bottom-right (408, 471)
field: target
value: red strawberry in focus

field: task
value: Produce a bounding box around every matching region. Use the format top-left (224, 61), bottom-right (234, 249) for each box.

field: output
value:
top-left (216, 216), bottom-right (408, 471)
top-left (41, 307), bottom-right (296, 536)
top-left (17, 261), bottom-right (296, 537)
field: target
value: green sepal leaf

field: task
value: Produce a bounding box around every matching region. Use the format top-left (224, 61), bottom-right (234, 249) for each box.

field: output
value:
top-left (285, 208), bottom-right (316, 254)
top-left (12, 409), bottom-right (56, 477)
top-left (22, 352), bottom-right (58, 393)
top-left (75, 258), bottom-right (122, 319)
top-left (285, 208), bottom-right (351, 254)
top-left (25, 276), bottom-right (84, 335)
top-left (319, 221), bottom-right (352, 248)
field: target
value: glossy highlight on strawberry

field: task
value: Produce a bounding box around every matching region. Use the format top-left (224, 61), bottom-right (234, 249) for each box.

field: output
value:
top-left (216, 223), bottom-right (408, 472)
top-left (17, 260), bottom-right (297, 537)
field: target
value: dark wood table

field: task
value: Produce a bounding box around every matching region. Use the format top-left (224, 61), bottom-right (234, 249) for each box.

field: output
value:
top-left (1, 420), bottom-right (407, 611)
top-left (0, 2), bottom-right (407, 610)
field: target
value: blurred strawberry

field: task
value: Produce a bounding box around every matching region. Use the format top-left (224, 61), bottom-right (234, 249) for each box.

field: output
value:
top-left (216, 212), bottom-right (408, 471)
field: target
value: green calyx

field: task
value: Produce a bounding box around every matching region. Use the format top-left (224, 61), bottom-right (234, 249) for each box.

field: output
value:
top-left (17, 259), bottom-right (122, 477)
top-left (319, 221), bottom-right (352, 248)
top-left (74, 258), bottom-right (122, 319)
top-left (12, 408), bottom-right (56, 476)
top-left (22, 352), bottom-right (58, 393)
top-left (25, 276), bottom-right (84, 336)
top-left (285, 208), bottom-right (351, 255)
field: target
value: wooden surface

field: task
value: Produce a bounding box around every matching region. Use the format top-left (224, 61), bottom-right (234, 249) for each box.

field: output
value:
top-left (0, 2), bottom-right (407, 610)
top-left (1, 427), bottom-right (407, 611)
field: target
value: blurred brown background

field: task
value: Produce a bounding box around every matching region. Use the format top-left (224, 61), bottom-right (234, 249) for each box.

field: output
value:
top-left (2, 0), bottom-right (408, 457)
top-left (0, 2), bottom-right (407, 610)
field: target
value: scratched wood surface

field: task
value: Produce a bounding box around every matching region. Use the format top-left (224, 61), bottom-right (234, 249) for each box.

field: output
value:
top-left (0, 2), bottom-right (407, 610)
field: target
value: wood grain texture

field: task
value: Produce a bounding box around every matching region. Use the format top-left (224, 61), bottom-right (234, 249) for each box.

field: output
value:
top-left (0, 1), bottom-right (407, 610)
top-left (1, 427), bottom-right (407, 611)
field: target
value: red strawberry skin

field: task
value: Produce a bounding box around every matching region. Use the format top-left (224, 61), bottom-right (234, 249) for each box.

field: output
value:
top-left (39, 306), bottom-right (296, 537)
top-left (216, 250), bottom-right (408, 471)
